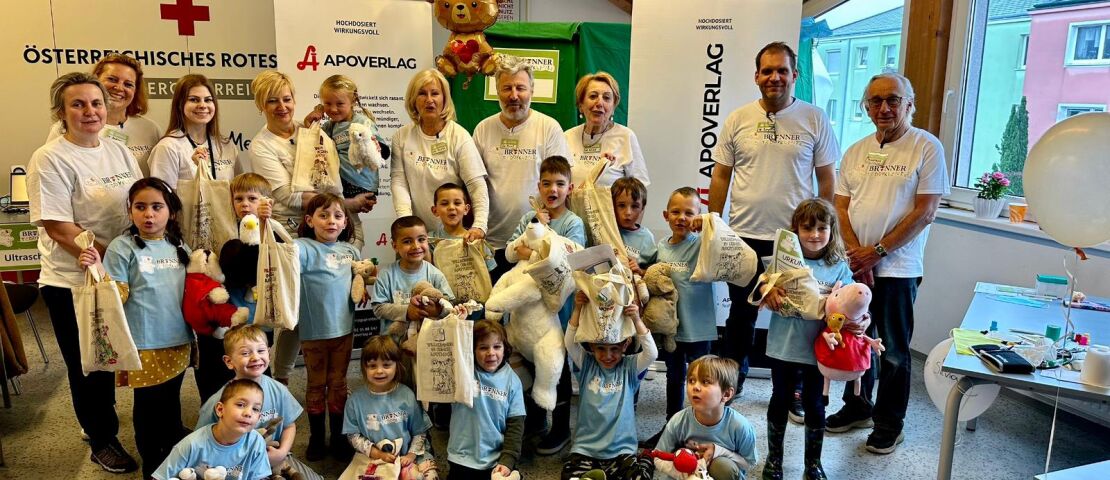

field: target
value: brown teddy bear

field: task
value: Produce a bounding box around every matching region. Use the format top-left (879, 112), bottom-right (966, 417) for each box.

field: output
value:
top-left (350, 259), bottom-right (378, 305)
top-left (384, 280), bottom-right (453, 354)
top-left (255, 416), bottom-right (305, 480)
top-left (435, 0), bottom-right (501, 87)
top-left (642, 263), bottom-right (679, 353)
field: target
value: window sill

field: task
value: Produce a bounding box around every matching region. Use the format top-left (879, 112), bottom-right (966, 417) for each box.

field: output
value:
top-left (934, 207), bottom-right (1110, 256)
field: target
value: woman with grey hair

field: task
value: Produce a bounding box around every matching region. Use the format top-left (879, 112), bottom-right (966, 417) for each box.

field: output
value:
top-left (28, 72), bottom-right (143, 474)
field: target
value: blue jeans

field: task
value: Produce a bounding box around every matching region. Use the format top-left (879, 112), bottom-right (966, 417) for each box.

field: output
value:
top-left (665, 340), bottom-right (713, 418)
top-left (842, 276), bottom-right (920, 433)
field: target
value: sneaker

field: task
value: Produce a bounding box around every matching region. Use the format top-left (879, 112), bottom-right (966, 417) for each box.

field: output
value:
top-left (536, 428), bottom-right (570, 455)
top-left (638, 428), bottom-right (664, 449)
top-left (788, 394), bottom-right (805, 425)
top-left (90, 441), bottom-right (138, 474)
top-left (824, 406), bottom-right (873, 433)
top-left (865, 430), bottom-right (905, 455)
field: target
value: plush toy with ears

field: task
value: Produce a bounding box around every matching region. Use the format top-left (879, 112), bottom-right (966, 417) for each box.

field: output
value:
top-left (815, 282), bottom-right (885, 396)
top-left (183, 249), bottom-right (249, 339)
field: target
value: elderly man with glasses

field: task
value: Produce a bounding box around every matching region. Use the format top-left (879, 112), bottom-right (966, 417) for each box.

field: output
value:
top-left (827, 72), bottom-right (950, 455)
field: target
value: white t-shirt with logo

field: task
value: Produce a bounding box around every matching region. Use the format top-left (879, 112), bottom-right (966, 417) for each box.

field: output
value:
top-left (28, 136), bottom-right (142, 288)
top-left (390, 121), bottom-right (488, 231)
top-left (473, 111), bottom-right (570, 249)
top-left (836, 127), bottom-right (950, 278)
top-left (715, 100), bottom-right (839, 240)
top-left (565, 123), bottom-right (651, 189)
top-left (48, 116), bottom-right (161, 177)
top-left (148, 131), bottom-right (238, 187)
top-left (248, 125), bottom-right (300, 221)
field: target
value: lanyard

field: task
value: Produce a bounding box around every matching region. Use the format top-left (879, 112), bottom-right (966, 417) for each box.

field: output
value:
top-left (186, 132), bottom-right (217, 179)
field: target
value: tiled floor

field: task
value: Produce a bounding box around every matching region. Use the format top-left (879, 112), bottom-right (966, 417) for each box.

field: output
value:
top-left (2, 298), bottom-right (1109, 479)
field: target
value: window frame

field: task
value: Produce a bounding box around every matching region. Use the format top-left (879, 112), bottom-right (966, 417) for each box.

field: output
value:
top-left (1056, 103), bottom-right (1107, 121)
top-left (1065, 21), bottom-right (1110, 65)
top-left (851, 99), bottom-right (864, 120)
top-left (1018, 33), bottom-right (1029, 69)
top-left (882, 43), bottom-right (898, 68)
top-left (827, 98), bottom-right (839, 124)
top-left (856, 46), bottom-right (869, 68)
top-left (826, 49), bottom-right (843, 73)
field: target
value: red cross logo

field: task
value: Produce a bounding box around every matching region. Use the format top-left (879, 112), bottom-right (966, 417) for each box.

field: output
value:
top-left (160, 0), bottom-right (210, 36)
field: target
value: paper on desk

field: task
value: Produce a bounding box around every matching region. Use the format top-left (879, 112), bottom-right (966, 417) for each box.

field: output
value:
top-left (975, 282), bottom-right (1038, 297)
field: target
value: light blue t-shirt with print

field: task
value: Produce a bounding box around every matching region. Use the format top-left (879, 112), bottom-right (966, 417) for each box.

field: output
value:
top-left (506, 209), bottom-right (586, 247)
top-left (656, 234), bottom-right (717, 343)
top-left (429, 227), bottom-right (497, 271)
top-left (196, 375), bottom-right (303, 441)
top-left (765, 258), bottom-right (854, 365)
top-left (371, 261), bottom-right (455, 330)
top-left (295, 238), bottom-right (360, 341)
top-left (153, 425), bottom-right (271, 480)
top-left (657, 407), bottom-right (760, 472)
top-left (342, 384), bottom-right (431, 458)
top-left (104, 235), bottom-right (191, 350)
top-left (620, 226), bottom-right (657, 268)
top-left (322, 112), bottom-right (382, 193)
top-left (448, 363), bottom-right (526, 469)
top-left (570, 354), bottom-right (643, 459)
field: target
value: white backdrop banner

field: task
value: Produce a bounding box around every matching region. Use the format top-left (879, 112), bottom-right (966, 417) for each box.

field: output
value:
top-left (628, 0), bottom-right (801, 325)
top-left (274, 0), bottom-right (432, 264)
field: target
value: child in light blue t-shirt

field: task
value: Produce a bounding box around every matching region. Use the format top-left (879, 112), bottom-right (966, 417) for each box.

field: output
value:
top-left (561, 294), bottom-right (658, 480)
top-left (653, 188), bottom-right (718, 433)
top-left (342, 336), bottom-right (436, 478)
top-left (88, 178), bottom-right (193, 478)
top-left (428, 182), bottom-right (497, 289)
top-left (305, 75), bottom-right (388, 199)
top-left (293, 193), bottom-right (363, 461)
top-left (655, 355), bottom-right (758, 480)
top-left (371, 216), bottom-right (456, 334)
top-left (154, 380), bottom-right (272, 480)
top-left (612, 177), bottom-right (657, 274)
top-left (759, 198), bottom-right (858, 479)
top-left (447, 320), bottom-right (526, 478)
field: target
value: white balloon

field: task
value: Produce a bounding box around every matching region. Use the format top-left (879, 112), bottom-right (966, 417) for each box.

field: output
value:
top-left (1023, 112), bottom-right (1110, 247)
top-left (924, 338), bottom-right (1000, 422)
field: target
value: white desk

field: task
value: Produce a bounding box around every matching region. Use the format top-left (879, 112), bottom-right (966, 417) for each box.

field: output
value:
top-left (936, 285), bottom-right (1110, 479)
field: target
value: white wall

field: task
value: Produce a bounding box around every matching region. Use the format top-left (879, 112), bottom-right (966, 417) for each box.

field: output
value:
top-left (526, 0), bottom-right (631, 23)
top-left (912, 211), bottom-right (1110, 354)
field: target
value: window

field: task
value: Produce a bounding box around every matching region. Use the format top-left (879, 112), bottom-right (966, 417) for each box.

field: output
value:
top-left (827, 98), bottom-right (839, 123)
top-left (1018, 34), bottom-right (1029, 69)
top-left (882, 44), bottom-right (898, 68)
top-left (826, 50), bottom-right (843, 72)
top-left (1056, 104), bottom-right (1106, 121)
top-left (941, 0), bottom-right (1110, 201)
top-left (851, 100), bottom-right (863, 120)
top-left (1067, 22), bottom-right (1110, 64)
top-left (856, 46), bottom-right (869, 68)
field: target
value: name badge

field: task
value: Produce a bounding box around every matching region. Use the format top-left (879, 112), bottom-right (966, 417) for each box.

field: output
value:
top-left (866, 152), bottom-right (889, 165)
top-left (430, 141), bottom-right (448, 156)
top-left (583, 144), bottom-right (602, 154)
top-left (499, 138), bottom-right (519, 149)
top-left (104, 128), bottom-right (129, 144)
top-left (757, 122), bottom-right (775, 134)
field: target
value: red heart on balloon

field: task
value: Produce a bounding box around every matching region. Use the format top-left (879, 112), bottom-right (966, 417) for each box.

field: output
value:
top-left (450, 39), bottom-right (479, 63)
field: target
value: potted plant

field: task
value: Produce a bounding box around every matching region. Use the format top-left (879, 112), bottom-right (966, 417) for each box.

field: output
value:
top-left (973, 171), bottom-right (1010, 219)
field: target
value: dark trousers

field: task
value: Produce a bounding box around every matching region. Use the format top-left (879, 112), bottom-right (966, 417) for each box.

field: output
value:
top-left (447, 461), bottom-right (494, 479)
top-left (41, 286), bottom-right (120, 451)
top-left (841, 276), bottom-right (920, 433)
top-left (723, 238), bottom-right (775, 383)
top-left (491, 248), bottom-right (512, 285)
top-left (664, 341), bottom-right (713, 418)
top-left (769, 359), bottom-right (826, 430)
top-left (524, 356), bottom-right (573, 435)
top-left (562, 452), bottom-right (654, 480)
top-left (194, 333), bottom-right (234, 403)
top-left (134, 371), bottom-right (187, 477)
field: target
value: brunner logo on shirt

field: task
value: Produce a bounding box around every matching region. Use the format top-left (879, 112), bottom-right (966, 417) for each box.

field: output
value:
top-left (480, 383), bottom-right (508, 402)
top-left (587, 375), bottom-right (623, 395)
top-left (84, 171), bottom-right (137, 190)
top-left (325, 252), bottom-right (355, 270)
top-left (139, 256), bottom-right (181, 274)
top-left (625, 245), bottom-right (641, 259)
top-left (863, 162), bottom-right (910, 178)
top-left (415, 155), bottom-right (449, 171)
top-left (664, 261), bottom-right (689, 273)
top-left (365, 410), bottom-right (407, 431)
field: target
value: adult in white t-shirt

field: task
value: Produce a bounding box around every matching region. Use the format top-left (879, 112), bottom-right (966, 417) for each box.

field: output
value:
top-left (148, 74), bottom-right (238, 187)
top-left (829, 73), bottom-right (949, 455)
top-left (705, 42), bottom-right (839, 391)
top-left (28, 73), bottom-right (142, 473)
top-left (472, 57), bottom-right (570, 256)
top-left (564, 72), bottom-right (650, 189)
top-left (46, 54), bottom-right (161, 177)
top-left (391, 69), bottom-right (489, 237)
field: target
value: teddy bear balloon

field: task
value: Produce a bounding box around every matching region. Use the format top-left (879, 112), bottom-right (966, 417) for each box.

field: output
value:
top-left (814, 282), bottom-right (885, 396)
top-left (434, 0), bottom-right (501, 88)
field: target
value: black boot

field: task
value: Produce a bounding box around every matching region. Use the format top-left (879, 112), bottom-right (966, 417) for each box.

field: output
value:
top-left (306, 413), bottom-right (327, 461)
top-left (803, 426), bottom-right (827, 480)
top-left (762, 421), bottom-right (785, 480)
top-left (330, 412), bottom-right (354, 461)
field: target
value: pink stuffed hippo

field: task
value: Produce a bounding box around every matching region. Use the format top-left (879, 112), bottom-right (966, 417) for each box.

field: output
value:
top-left (814, 283), bottom-right (885, 396)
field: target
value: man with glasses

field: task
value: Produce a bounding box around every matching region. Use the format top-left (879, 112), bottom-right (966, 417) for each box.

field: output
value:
top-left (704, 41), bottom-right (840, 395)
top-left (829, 72), bottom-right (949, 454)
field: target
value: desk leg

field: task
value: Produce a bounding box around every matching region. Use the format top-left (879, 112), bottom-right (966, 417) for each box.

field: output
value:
top-left (937, 377), bottom-right (990, 480)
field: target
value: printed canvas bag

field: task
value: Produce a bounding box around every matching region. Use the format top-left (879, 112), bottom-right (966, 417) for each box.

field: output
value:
top-left (254, 220), bottom-right (301, 329)
top-left (178, 160), bottom-right (236, 254)
top-left (292, 123), bottom-right (342, 195)
top-left (691, 212), bottom-right (758, 287)
top-left (432, 238), bottom-right (493, 303)
top-left (415, 314), bottom-right (475, 407)
top-left (72, 231), bottom-right (141, 375)
top-left (572, 265), bottom-right (636, 344)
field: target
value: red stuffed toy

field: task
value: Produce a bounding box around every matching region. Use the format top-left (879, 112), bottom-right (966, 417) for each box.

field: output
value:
top-left (183, 249), bottom-right (248, 338)
top-left (645, 448), bottom-right (710, 479)
top-left (815, 282), bottom-right (885, 396)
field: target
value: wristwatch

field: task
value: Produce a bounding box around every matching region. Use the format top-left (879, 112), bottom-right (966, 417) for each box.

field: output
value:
top-left (874, 243), bottom-right (889, 258)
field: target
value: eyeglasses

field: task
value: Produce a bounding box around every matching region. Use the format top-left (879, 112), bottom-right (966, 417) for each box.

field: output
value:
top-left (866, 96), bottom-right (905, 109)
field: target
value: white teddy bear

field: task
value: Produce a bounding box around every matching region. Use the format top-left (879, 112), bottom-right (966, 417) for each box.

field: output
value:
top-left (485, 222), bottom-right (580, 411)
top-left (347, 122), bottom-right (387, 172)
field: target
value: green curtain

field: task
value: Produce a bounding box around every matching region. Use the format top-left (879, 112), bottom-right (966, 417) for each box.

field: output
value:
top-left (449, 22), bottom-right (631, 131)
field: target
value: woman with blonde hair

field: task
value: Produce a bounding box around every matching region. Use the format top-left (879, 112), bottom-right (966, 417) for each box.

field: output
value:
top-left (564, 72), bottom-right (650, 188)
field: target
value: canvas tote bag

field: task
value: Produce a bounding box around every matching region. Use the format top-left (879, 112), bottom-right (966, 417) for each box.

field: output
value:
top-left (72, 231), bottom-right (141, 375)
top-left (292, 123), bottom-right (342, 195)
top-left (178, 159), bottom-right (237, 254)
top-left (253, 220), bottom-right (301, 329)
